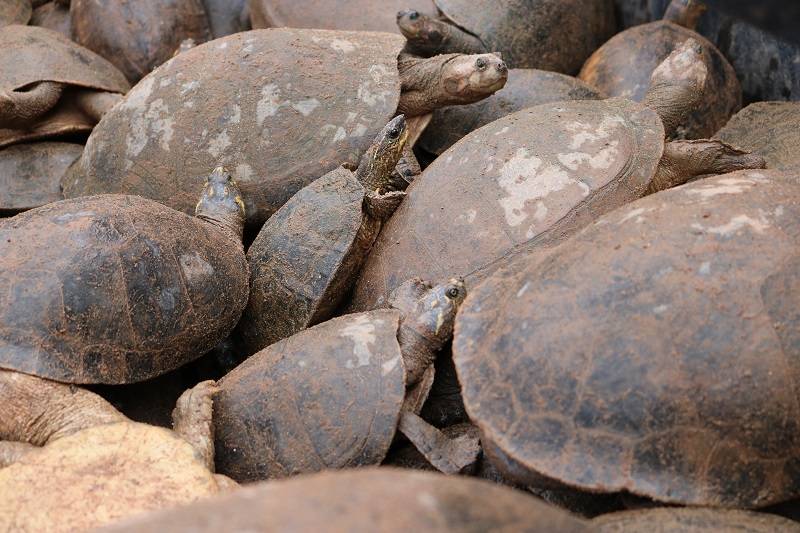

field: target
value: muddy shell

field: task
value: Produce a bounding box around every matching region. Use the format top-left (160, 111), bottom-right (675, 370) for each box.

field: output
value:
top-left (0, 0), bottom-right (30, 26)
top-left (71, 0), bottom-right (212, 84)
top-left (420, 69), bottom-right (603, 156)
top-left (250, 0), bottom-right (435, 33)
top-left (350, 99), bottom-right (664, 311)
top-left (29, 1), bottom-right (71, 37)
top-left (0, 142), bottom-right (82, 215)
top-left (215, 310), bottom-right (406, 482)
top-left (454, 169), bottom-right (800, 507)
top-left (0, 195), bottom-right (248, 384)
top-left (715, 102), bottom-right (800, 171)
top-left (579, 20), bottom-right (741, 138)
top-left (203, 0), bottom-right (250, 38)
top-left (64, 29), bottom-right (405, 228)
top-left (594, 508), bottom-right (800, 532)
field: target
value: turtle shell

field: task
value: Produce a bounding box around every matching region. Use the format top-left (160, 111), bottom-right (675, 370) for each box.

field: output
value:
top-left (594, 508), bottom-right (800, 532)
top-left (420, 68), bottom-right (603, 156)
top-left (215, 310), bottom-right (406, 482)
top-left (0, 195), bottom-right (248, 384)
top-left (63, 29), bottom-right (405, 228)
top-left (0, 142), bottom-right (83, 215)
top-left (579, 21), bottom-right (741, 138)
top-left (454, 169), bottom-right (800, 507)
top-left (715, 102), bottom-right (800, 171)
top-left (0, 0), bottom-right (30, 26)
top-left (0, 422), bottom-right (226, 532)
top-left (71, 0), bottom-right (212, 84)
top-left (434, 0), bottom-right (616, 73)
top-left (349, 98), bottom-right (664, 311)
top-left (30, 1), bottom-right (71, 38)
top-left (202, 0), bottom-right (250, 38)
top-left (250, 0), bottom-right (435, 33)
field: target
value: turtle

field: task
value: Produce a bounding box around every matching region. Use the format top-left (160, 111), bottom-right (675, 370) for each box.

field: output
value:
top-left (348, 39), bottom-right (766, 312)
top-left (214, 277), bottom-right (477, 482)
top-left (0, 371), bottom-right (236, 532)
top-left (419, 68), bottom-right (603, 157)
top-left (579, 0), bottom-right (741, 139)
top-left (0, 25), bottom-right (130, 149)
top-left (98, 468), bottom-right (590, 533)
top-left (0, 141), bottom-right (82, 216)
top-left (70, 0), bottom-right (213, 84)
top-left (202, 0), bottom-right (251, 38)
top-left (453, 168), bottom-right (800, 508)
top-left (594, 508), bottom-right (800, 532)
top-left (236, 115), bottom-right (409, 356)
top-left (29, 0), bottom-right (71, 38)
top-left (396, 0), bottom-right (617, 73)
top-left (0, 167), bottom-right (249, 384)
top-left (63, 29), bottom-right (507, 229)
top-left (715, 102), bottom-right (800, 171)
top-left (0, 0), bottom-right (30, 26)
top-left (249, 0), bottom-right (436, 33)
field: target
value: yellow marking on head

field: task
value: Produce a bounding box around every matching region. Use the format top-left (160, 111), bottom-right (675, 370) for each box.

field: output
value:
top-left (235, 195), bottom-right (245, 214)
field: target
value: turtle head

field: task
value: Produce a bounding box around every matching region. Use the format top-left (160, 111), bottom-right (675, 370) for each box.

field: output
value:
top-left (397, 10), bottom-right (451, 55)
top-left (391, 277), bottom-right (467, 345)
top-left (440, 53), bottom-right (508, 104)
top-left (356, 115), bottom-right (409, 193)
top-left (195, 167), bottom-right (246, 243)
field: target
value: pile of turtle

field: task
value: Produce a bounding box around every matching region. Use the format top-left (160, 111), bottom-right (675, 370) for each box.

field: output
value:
top-left (1, 0), bottom-right (799, 531)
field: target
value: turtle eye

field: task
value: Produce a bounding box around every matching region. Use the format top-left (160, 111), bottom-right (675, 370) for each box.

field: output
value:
top-left (476, 57), bottom-right (487, 70)
top-left (408, 10), bottom-right (419, 20)
top-left (447, 287), bottom-right (460, 299)
top-left (388, 127), bottom-right (400, 139)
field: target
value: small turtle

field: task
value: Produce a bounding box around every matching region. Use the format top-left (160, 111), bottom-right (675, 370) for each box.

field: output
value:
top-left (29, 0), bottom-right (71, 38)
top-left (0, 141), bottom-right (82, 216)
top-left (454, 169), bottom-right (800, 508)
top-left (0, 0), bottom-right (30, 26)
top-left (236, 116), bottom-right (409, 356)
top-left (0, 167), bottom-right (248, 384)
top-left (594, 508), bottom-right (800, 532)
top-left (397, 0), bottom-right (616, 73)
top-left (715, 102), bottom-right (800, 171)
top-left (202, 0), bottom-right (250, 38)
top-left (0, 372), bottom-right (235, 532)
top-left (349, 40), bottom-right (765, 312)
top-left (580, 0), bottom-right (740, 138)
top-left (214, 278), bottom-right (474, 481)
top-left (0, 25), bottom-right (130, 149)
top-left (64, 29), bottom-right (507, 228)
top-left (99, 468), bottom-right (590, 533)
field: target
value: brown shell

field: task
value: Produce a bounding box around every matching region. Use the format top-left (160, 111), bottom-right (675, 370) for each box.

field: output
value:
top-left (236, 167), bottom-right (377, 355)
top-left (250, 0), bottom-right (435, 33)
top-left (0, 422), bottom-right (225, 532)
top-left (0, 142), bottom-right (82, 215)
top-left (350, 99), bottom-right (663, 311)
top-left (453, 169), bottom-right (800, 507)
top-left (99, 468), bottom-right (589, 532)
top-left (71, 0), bottom-right (212, 84)
top-left (0, 0), bottom-right (30, 26)
top-left (63, 29), bottom-right (405, 228)
top-left (435, 0), bottom-right (616, 73)
top-left (30, 1), bottom-right (71, 38)
top-left (202, 0), bottom-right (250, 38)
top-left (594, 508), bottom-right (800, 532)
top-left (215, 310), bottom-right (406, 482)
top-left (579, 21), bottom-right (741, 138)
top-left (0, 195), bottom-right (248, 384)
top-left (715, 102), bottom-right (800, 171)
top-left (420, 68), bottom-right (603, 156)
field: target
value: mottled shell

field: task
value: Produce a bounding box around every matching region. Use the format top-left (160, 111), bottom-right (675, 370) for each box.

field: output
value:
top-left (579, 21), bottom-right (741, 138)
top-left (236, 167), bottom-right (376, 355)
top-left (715, 102), bottom-right (800, 171)
top-left (29, 1), bottom-right (71, 38)
top-left (594, 508), bottom-right (800, 532)
top-left (454, 170), bottom-right (800, 507)
top-left (202, 0), bottom-right (250, 38)
top-left (0, 142), bottom-right (82, 215)
top-left (64, 29), bottom-right (404, 227)
top-left (435, 0), bottom-right (616, 73)
top-left (420, 68), bottom-right (602, 156)
top-left (250, 0), bottom-right (435, 33)
top-left (0, 0), bottom-right (30, 26)
top-left (215, 310), bottom-right (406, 482)
top-left (71, 0), bottom-right (212, 83)
top-left (0, 195), bottom-right (248, 384)
top-left (350, 99), bottom-right (663, 311)
top-left (99, 468), bottom-right (589, 533)
top-left (0, 422), bottom-right (225, 532)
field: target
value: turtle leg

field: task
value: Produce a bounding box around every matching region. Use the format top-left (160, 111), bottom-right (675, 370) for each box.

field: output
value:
top-left (172, 380), bottom-right (218, 472)
top-left (0, 81), bottom-right (63, 127)
top-left (648, 139), bottom-right (766, 194)
top-left (363, 190), bottom-right (406, 221)
top-left (0, 441), bottom-right (38, 467)
top-left (397, 410), bottom-right (480, 475)
top-left (74, 90), bottom-right (123, 122)
top-left (0, 369), bottom-right (126, 446)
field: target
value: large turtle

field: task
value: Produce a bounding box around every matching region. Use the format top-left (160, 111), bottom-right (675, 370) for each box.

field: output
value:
top-left (236, 116), bottom-right (409, 356)
top-left (0, 25), bottom-right (130, 149)
top-left (594, 508), bottom-right (800, 532)
top-left (214, 278), bottom-right (474, 482)
top-left (579, 0), bottom-right (740, 139)
top-left (349, 40), bottom-right (765, 312)
top-left (454, 169), bottom-right (800, 508)
top-left (0, 372), bottom-right (235, 532)
top-left (0, 167), bottom-right (248, 384)
top-left (0, 0), bottom-right (30, 26)
top-left (29, 0), bottom-right (70, 37)
top-left (0, 141), bottom-right (82, 215)
top-left (715, 102), bottom-right (800, 171)
top-left (63, 29), bottom-right (507, 228)
top-left (397, 0), bottom-right (616, 73)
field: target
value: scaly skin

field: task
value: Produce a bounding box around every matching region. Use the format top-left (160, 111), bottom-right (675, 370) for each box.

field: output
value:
top-left (397, 9), bottom-right (486, 57)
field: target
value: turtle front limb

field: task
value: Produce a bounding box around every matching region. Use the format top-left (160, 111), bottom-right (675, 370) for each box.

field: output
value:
top-left (397, 410), bottom-right (480, 475)
top-left (172, 380), bottom-right (218, 471)
top-left (74, 90), bottom-right (123, 122)
top-left (397, 10), bottom-right (486, 57)
top-left (0, 441), bottom-right (37, 467)
top-left (0, 81), bottom-right (63, 127)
